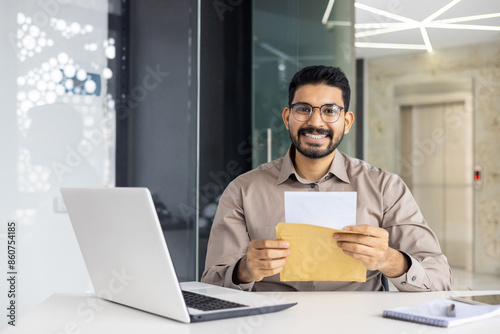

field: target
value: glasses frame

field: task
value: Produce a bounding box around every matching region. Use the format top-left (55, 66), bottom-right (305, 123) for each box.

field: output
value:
top-left (289, 102), bottom-right (345, 123)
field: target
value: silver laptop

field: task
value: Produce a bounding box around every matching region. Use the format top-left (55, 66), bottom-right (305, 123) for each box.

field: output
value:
top-left (60, 187), bottom-right (296, 323)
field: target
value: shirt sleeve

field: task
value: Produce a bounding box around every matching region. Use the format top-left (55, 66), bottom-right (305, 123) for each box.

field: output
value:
top-left (382, 174), bottom-right (452, 292)
top-left (200, 180), bottom-right (255, 291)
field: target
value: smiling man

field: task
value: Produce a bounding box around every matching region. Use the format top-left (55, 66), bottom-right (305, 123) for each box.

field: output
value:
top-left (201, 65), bottom-right (452, 292)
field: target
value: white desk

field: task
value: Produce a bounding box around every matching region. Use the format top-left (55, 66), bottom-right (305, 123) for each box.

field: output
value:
top-left (3, 290), bottom-right (500, 333)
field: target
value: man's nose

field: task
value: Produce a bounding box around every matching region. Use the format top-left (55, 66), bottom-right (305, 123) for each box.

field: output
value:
top-left (306, 107), bottom-right (325, 127)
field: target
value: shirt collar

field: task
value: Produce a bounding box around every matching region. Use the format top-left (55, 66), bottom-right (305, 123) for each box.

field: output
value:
top-left (276, 145), bottom-right (351, 185)
top-left (276, 146), bottom-right (296, 185)
top-left (331, 150), bottom-right (350, 184)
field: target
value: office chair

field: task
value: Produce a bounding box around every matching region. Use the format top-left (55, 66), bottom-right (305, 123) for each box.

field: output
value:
top-left (381, 274), bottom-right (390, 291)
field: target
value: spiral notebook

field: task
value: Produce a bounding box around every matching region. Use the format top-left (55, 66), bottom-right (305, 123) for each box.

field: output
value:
top-left (382, 299), bottom-right (500, 328)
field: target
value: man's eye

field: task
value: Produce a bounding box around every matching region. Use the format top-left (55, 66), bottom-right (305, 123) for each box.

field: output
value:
top-left (296, 107), bottom-right (310, 113)
top-left (322, 108), bottom-right (335, 114)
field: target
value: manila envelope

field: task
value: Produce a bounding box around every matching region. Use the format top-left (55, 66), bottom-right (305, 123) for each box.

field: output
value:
top-left (276, 222), bottom-right (366, 282)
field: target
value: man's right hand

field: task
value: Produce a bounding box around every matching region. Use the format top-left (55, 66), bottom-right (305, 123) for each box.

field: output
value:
top-left (236, 239), bottom-right (291, 284)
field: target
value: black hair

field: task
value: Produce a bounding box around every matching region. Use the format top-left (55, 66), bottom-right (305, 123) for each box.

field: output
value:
top-left (288, 65), bottom-right (351, 111)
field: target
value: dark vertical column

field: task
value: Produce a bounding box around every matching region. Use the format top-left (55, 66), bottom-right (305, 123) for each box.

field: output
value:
top-left (114, 0), bottom-right (130, 186)
top-left (115, 0), bottom-right (252, 279)
top-left (116, 0), bottom-right (199, 281)
top-left (222, 2), bottom-right (252, 172)
top-left (355, 58), bottom-right (364, 159)
top-left (198, 1), bottom-right (252, 277)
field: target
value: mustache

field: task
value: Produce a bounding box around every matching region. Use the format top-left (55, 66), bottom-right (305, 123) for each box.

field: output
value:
top-left (298, 127), bottom-right (333, 137)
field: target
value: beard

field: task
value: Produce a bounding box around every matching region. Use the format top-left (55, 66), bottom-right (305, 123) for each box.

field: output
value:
top-left (289, 125), bottom-right (345, 159)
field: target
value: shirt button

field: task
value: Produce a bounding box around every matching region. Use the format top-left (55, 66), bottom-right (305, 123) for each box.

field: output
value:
top-left (310, 183), bottom-right (315, 188)
top-left (401, 281), bottom-right (406, 285)
top-left (412, 276), bottom-right (417, 281)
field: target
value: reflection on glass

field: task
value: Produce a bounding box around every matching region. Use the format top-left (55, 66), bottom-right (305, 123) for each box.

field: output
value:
top-left (0, 0), bottom-right (115, 319)
top-left (252, 0), bottom-right (354, 167)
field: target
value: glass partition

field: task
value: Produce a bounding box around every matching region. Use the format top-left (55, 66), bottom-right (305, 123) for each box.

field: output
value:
top-left (0, 0), bottom-right (115, 322)
top-left (252, 0), bottom-right (355, 167)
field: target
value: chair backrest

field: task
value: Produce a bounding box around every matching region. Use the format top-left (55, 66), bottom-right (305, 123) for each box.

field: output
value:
top-left (381, 274), bottom-right (390, 291)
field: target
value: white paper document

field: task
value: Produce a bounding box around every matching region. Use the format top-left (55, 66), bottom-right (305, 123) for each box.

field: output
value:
top-left (284, 191), bottom-right (357, 229)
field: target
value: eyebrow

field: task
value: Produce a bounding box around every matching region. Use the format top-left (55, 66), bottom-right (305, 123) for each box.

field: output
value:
top-left (292, 101), bottom-right (342, 107)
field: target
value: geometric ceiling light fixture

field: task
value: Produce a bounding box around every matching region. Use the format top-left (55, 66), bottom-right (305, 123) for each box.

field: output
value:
top-left (321, 0), bottom-right (336, 24)
top-left (323, 0), bottom-right (500, 53)
top-left (354, 0), bottom-right (500, 52)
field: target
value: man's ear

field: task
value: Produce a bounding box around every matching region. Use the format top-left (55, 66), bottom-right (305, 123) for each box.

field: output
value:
top-left (282, 107), bottom-right (290, 130)
top-left (343, 110), bottom-right (355, 134)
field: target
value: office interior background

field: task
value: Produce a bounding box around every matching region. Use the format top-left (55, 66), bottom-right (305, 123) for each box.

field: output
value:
top-left (0, 0), bottom-right (499, 323)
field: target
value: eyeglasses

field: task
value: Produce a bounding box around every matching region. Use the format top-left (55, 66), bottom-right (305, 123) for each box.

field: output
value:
top-left (290, 102), bottom-right (344, 123)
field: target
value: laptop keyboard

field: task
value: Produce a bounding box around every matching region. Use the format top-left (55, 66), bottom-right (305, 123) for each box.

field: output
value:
top-left (182, 290), bottom-right (247, 312)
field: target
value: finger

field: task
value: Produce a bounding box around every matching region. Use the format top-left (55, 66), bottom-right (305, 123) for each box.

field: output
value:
top-left (334, 233), bottom-right (379, 247)
top-left (337, 240), bottom-right (374, 256)
top-left (342, 225), bottom-right (386, 237)
top-left (254, 266), bottom-right (286, 278)
top-left (341, 249), bottom-right (368, 259)
top-left (341, 249), bottom-right (372, 263)
top-left (341, 249), bottom-right (381, 270)
top-left (251, 248), bottom-right (291, 260)
top-left (247, 257), bottom-right (288, 280)
top-left (250, 239), bottom-right (290, 249)
top-left (338, 240), bottom-right (388, 263)
top-left (255, 257), bottom-right (289, 270)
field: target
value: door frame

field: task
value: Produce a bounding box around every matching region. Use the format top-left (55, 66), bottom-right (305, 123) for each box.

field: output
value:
top-left (395, 91), bottom-right (474, 272)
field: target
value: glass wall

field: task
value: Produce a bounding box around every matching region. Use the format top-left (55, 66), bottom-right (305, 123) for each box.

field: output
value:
top-left (0, 0), bottom-right (115, 321)
top-left (252, 0), bottom-right (355, 167)
top-left (0, 2), bottom-right (355, 324)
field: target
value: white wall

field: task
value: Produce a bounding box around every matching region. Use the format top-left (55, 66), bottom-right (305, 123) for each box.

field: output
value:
top-left (365, 41), bottom-right (500, 275)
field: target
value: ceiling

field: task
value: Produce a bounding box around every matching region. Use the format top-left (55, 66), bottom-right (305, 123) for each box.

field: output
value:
top-left (347, 0), bottom-right (500, 59)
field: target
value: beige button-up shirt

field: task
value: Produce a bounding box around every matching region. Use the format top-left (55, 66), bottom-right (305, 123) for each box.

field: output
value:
top-left (201, 148), bottom-right (452, 292)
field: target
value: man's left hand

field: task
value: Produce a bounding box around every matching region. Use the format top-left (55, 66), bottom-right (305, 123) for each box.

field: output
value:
top-left (334, 225), bottom-right (409, 278)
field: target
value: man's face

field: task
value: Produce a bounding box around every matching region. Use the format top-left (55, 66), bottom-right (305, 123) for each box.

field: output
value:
top-left (282, 84), bottom-right (354, 160)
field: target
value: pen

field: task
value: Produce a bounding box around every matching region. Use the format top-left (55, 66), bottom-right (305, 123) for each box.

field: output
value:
top-left (446, 303), bottom-right (456, 317)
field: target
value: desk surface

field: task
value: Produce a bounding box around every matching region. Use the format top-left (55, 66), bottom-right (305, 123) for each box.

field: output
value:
top-left (3, 290), bottom-right (500, 333)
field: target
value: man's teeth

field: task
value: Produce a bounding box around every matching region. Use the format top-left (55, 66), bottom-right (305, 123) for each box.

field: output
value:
top-left (305, 133), bottom-right (327, 139)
